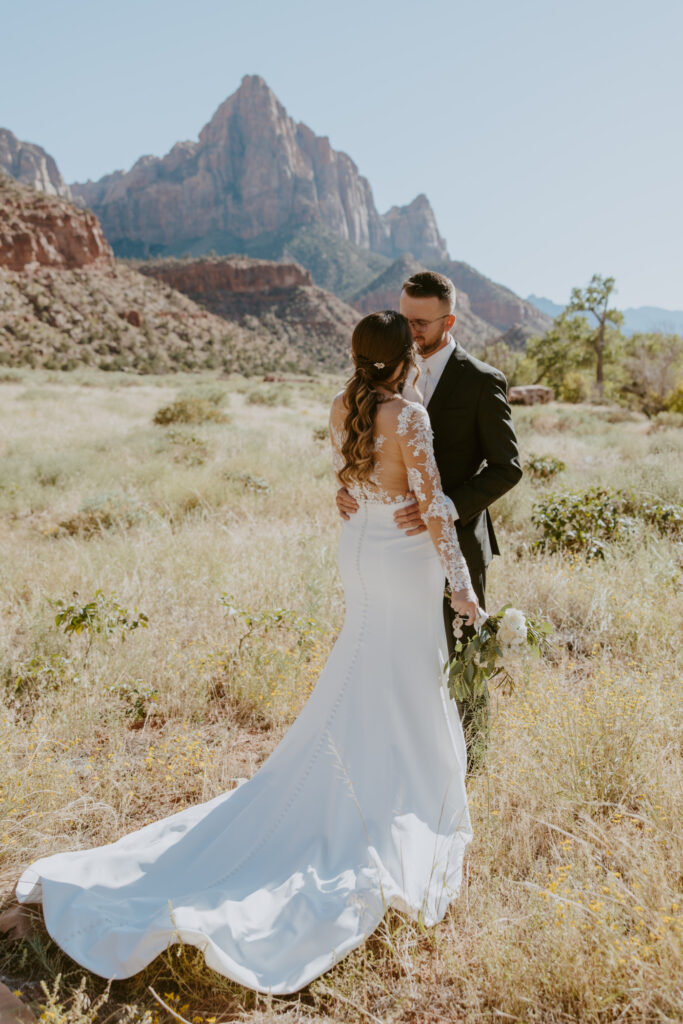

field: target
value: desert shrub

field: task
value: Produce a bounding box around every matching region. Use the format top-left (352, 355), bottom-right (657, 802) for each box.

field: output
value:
top-left (2, 652), bottom-right (80, 705)
top-left (108, 679), bottom-right (159, 726)
top-left (664, 383), bottom-right (683, 413)
top-left (523, 453), bottom-right (566, 480)
top-left (532, 486), bottom-right (682, 559)
top-left (153, 398), bottom-right (229, 425)
top-left (57, 494), bottom-right (149, 536)
top-left (558, 370), bottom-right (589, 403)
top-left (166, 429), bottom-right (212, 465)
top-left (54, 590), bottom-right (149, 660)
top-left (312, 425), bottom-right (329, 442)
top-left (246, 385), bottom-right (292, 407)
top-left (209, 596), bottom-right (327, 719)
top-left (175, 383), bottom-right (230, 408)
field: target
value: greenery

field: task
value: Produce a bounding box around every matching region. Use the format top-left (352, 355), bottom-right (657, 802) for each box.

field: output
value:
top-left (54, 590), bottom-right (149, 660)
top-left (532, 486), bottom-right (682, 560)
top-left (108, 680), bottom-right (160, 725)
top-left (153, 398), bottom-right (230, 425)
top-left (523, 453), bottom-right (566, 480)
top-left (525, 273), bottom-right (683, 412)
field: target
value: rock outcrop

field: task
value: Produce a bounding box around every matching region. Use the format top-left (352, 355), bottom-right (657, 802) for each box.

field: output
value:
top-left (382, 196), bottom-right (447, 265)
top-left (0, 128), bottom-right (72, 199)
top-left (508, 385), bottom-right (554, 405)
top-left (0, 174), bottom-right (112, 271)
top-left (70, 75), bottom-right (446, 264)
top-left (141, 257), bottom-right (313, 299)
top-left (138, 256), bottom-right (357, 369)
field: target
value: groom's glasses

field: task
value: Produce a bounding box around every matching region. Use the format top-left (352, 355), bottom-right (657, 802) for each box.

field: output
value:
top-left (406, 314), bottom-right (450, 331)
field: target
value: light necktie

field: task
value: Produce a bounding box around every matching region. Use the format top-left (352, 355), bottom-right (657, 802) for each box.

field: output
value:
top-left (420, 362), bottom-right (433, 406)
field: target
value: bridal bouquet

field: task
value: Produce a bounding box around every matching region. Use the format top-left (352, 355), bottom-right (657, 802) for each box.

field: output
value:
top-left (446, 605), bottom-right (553, 703)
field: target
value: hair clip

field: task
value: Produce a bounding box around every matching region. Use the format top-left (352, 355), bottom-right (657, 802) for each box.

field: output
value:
top-left (374, 362), bottom-right (385, 369)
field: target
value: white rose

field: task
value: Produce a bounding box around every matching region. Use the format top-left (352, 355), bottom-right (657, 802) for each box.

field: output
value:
top-left (499, 608), bottom-right (527, 647)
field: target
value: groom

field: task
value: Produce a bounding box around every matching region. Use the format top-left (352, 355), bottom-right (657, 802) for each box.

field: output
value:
top-left (336, 270), bottom-right (522, 771)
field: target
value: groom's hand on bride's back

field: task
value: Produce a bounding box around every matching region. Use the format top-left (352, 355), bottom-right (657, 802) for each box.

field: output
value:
top-left (336, 487), bottom-right (359, 520)
top-left (393, 497), bottom-right (427, 536)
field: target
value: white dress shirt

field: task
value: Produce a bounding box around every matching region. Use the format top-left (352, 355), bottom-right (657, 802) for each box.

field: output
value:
top-left (404, 335), bottom-right (459, 522)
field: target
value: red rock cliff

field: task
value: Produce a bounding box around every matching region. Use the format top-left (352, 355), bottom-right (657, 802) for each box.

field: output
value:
top-left (0, 175), bottom-right (112, 271)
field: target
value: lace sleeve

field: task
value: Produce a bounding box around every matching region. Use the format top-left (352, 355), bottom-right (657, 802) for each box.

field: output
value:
top-left (396, 403), bottom-right (476, 599)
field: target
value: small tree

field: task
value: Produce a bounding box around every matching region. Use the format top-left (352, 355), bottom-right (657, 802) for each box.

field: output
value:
top-left (527, 274), bottom-right (624, 398)
top-left (527, 313), bottom-right (594, 392)
top-left (566, 274), bottom-right (624, 397)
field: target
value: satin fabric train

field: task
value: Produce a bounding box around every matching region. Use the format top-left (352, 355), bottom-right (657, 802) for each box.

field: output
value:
top-left (16, 498), bottom-right (472, 994)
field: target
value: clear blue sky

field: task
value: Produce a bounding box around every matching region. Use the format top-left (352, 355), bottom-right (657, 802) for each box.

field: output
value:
top-left (3, 0), bottom-right (682, 309)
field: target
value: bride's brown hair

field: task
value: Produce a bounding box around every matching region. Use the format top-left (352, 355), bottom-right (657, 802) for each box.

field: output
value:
top-left (338, 311), bottom-right (416, 487)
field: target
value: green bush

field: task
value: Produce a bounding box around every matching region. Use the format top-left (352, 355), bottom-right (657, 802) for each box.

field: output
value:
top-left (532, 487), bottom-right (682, 560)
top-left (558, 370), bottom-right (589, 403)
top-left (246, 386), bottom-right (292, 407)
top-left (153, 398), bottom-right (230, 425)
top-left (523, 453), bottom-right (566, 481)
top-left (664, 384), bottom-right (683, 414)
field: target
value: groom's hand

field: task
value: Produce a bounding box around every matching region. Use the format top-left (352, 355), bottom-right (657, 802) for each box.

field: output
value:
top-left (394, 497), bottom-right (427, 536)
top-left (336, 486), bottom-right (359, 520)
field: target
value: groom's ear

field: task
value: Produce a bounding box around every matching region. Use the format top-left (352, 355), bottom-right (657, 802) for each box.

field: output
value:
top-left (446, 313), bottom-right (456, 332)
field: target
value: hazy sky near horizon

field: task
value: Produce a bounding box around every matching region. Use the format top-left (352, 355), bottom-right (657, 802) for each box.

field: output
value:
top-left (2, 0), bottom-right (681, 309)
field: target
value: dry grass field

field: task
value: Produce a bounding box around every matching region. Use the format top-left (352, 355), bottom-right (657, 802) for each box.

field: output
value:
top-left (1, 367), bottom-right (681, 1024)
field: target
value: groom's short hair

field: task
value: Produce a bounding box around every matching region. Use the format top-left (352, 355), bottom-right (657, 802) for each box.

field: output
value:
top-left (402, 271), bottom-right (456, 312)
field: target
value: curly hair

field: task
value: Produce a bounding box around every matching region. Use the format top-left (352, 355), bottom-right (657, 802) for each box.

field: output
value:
top-left (338, 311), bottom-right (416, 488)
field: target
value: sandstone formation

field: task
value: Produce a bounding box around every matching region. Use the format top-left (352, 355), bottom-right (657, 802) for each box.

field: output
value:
top-left (0, 128), bottom-right (72, 199)
top-left (70, 75), bottom-right (447, 264)
top-left (382, 195), bottom-right (447, 266)
top-left (139, 257), bottom-right (357, 369)
top-left (141, 256), bottom-right (313, 298)
top-left (0, 174), bottom-right (112, 271)
top-left (508, 385), bottom-right (554, 405)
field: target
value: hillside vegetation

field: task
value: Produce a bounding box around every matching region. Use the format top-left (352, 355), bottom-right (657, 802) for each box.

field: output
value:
top-left (0, 371), bottom-right (681, 1023)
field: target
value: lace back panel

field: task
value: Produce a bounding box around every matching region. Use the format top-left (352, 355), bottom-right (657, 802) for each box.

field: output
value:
top-left (329, 394), bottom-right (474, 598)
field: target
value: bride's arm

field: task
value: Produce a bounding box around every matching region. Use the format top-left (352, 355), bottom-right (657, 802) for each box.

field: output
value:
top-left (395, 402), bottom-right (479, 622)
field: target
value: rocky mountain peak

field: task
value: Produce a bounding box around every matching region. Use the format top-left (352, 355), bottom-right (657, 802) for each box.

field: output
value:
top-left (0, 128), bottom-right (72, 200)
top-left (382, 194), bottom-right (448, 263)
top-left (66, 77), bottom-right (448, 266)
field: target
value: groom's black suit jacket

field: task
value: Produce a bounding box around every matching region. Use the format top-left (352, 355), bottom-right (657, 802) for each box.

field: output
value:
top-left (424, 340), bottom-right (522, 577)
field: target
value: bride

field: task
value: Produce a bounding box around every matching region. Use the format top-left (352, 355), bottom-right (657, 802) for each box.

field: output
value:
top-left (14, 311), bottom-right (480, 995)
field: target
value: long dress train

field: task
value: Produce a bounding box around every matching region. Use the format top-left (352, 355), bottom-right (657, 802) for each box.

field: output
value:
top-left (15, 399), bottom-right (474, 994)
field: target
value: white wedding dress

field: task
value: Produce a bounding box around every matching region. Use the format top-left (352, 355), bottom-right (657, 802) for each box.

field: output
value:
top-left (15, 397), bottom-right (474, 994)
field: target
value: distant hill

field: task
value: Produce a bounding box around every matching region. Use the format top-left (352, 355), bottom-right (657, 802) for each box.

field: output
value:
top-left (0, 176), bottom-right (351, 374)
top-left (527, 294), bottom-right (683, 336)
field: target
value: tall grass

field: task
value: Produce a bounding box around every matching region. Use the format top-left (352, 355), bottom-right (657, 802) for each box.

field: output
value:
top-left (1, 376), bottom-right (681, 1023)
